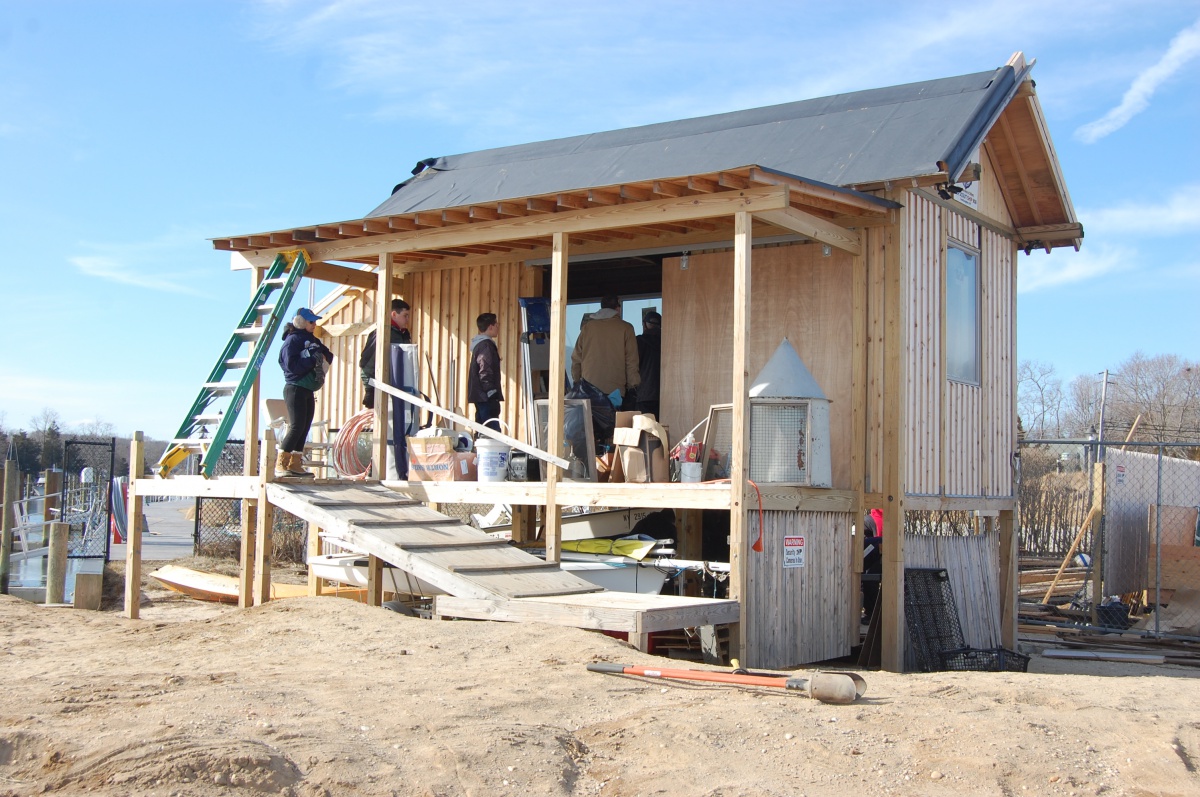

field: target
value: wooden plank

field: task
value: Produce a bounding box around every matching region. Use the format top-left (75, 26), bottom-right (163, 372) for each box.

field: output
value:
top-left (236, 187), bottom-right (790, 267)
top-left (133, 476), bottom-right (259, 499)
top-left (373, 253), bottom-right (395, 477)
top-left (124, 432), bottom-right (145, 620)
top-left (0, 462), bottom-right (16, 594)
top-left (545, 232), bottom-right (569, 563)
top-left (729, 210), bottom-right (751, 664)
top-left (393, 480), bottom-right (734, 510)
top-left (433, 593), bottom-right (740, 633)
top-left (755, 206), bottom-right (862, 255)
top-left (880, 190), bottom-right (907, 672)
top-left (72, 572), bottom-right (103, 611)
top-left (448, 562), bottom-right (561, 573)
top-left (253, 433), bottom-right (276, 606)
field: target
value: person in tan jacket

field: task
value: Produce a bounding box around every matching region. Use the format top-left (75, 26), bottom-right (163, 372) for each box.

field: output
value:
top-left (570, 294), bottom-right (640, 406)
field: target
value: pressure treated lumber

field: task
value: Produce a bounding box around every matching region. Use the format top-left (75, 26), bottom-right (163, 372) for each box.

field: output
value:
top-left (124, 433), bottom-right (145, 620)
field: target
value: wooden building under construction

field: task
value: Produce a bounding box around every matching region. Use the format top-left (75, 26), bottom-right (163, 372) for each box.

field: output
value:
top-left (148, 53), bottom-right (1082, 671)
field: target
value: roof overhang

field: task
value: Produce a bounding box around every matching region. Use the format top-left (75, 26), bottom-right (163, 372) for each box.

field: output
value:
top-left (217, 166), bottom-right (897, 279)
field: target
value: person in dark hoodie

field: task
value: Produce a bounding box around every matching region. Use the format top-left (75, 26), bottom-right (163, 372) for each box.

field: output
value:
top-left (636, 310), bottom-right (661, 417)
top-left (278, 307), bottom-right (334, 477)
top-left (359, 298), bottom-right (412, 409)
top-left (466, 312), bottom-right (503, 429)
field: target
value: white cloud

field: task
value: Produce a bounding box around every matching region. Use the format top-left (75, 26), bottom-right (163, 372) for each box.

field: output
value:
top-left (1075, 16), bottom-right (1200, 143)
top-left (1018, 243), bottom-right (1132, 293)
top-left (1080, 184), bottom-right (1200, 235)
top-left (68, 229), bottom-right (214, 296)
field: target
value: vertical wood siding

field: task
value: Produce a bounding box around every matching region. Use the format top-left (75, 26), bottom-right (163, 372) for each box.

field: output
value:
top-left (312, 262), bottom-right (538, 443)
top-left (905, 190), bottom-right (1016, 499)
top-left (743, 510), bottom-right (856, 667)
top-left (903, 531), bottom-right (1002, 648)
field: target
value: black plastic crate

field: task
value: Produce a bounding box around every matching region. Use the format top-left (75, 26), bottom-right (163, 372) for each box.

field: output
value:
top-left (940, 647), bottom-right (1030, 673)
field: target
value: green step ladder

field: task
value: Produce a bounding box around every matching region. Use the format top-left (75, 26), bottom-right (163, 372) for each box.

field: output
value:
top-left (157, 249), bottom-right (310, 477)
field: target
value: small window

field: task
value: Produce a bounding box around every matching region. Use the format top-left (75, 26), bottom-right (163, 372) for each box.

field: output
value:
top-left (946, 243), bottom-right (980, 384)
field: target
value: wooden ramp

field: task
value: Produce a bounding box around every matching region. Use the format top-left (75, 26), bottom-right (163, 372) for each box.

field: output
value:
top-left (267, 482), bottom-right (739, 645)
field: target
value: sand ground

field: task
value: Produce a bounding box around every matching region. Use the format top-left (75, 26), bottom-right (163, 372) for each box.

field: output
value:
top-left (2, 571), bottom-right (1199, 797)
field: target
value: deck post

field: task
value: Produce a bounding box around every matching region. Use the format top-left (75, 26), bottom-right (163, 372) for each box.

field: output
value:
top-left (729, 210), bottom-right (752, 664)
top-left (43, 469), bottom-right (61, 537)
top-left (123, 432), bottom-right (145, 619)
top-left (253, 430), bottom-right (276, 606)
top-left (999, 509), bottom-right (1017, 648)
top-left (880, 193), bottom-right (908, 672)
top-left (373, 253), bottom-right (396, 478)
top-left (1, 460), bottom-right (17, 594)
top-left (45, 522), bottom-right (68, 605)
top-left (544, 232), bottom-right (568, 562)
top-left (240, 265), bottom-right (263, 593)
top-left (367, 556), bottom-right (384, 606)
top-left (306, 521), bottom-right (323, 596)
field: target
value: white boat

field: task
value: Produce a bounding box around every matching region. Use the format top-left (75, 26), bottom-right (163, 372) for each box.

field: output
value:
top-left (307, 548), bottom-right (673, 596)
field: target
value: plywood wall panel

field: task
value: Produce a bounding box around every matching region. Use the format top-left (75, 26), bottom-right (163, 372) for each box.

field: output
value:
top-left (661, 243), bottom-right (854, 488)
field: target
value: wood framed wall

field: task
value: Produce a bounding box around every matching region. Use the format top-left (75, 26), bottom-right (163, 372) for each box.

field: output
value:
top-left (312, 261), bottom-right (541, 444)
top-left (660, 242), bottom-right (855, 487)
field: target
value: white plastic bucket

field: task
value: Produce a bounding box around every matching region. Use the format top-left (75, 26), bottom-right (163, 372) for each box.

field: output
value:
top-left (475, 437), bottom-right (511, 482)
top-left (680, 462), bottom-right (703, 483)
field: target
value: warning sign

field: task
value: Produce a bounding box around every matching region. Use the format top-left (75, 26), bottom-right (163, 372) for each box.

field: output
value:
top-left (783, 535), bottom-right (806, 568)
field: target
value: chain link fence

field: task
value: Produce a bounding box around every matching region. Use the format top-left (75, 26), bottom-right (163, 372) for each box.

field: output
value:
top-left (193, 441), bottom-right (310, 564)
top-left (1018, 439), bottom-right (1200, 639)
top-left (61, 438), bottom-right (116, 560)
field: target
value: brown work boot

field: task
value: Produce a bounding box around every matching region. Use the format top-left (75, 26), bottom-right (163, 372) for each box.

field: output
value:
top-left (287, 451), bottom-right (314, 478)
top-left (275, 450), bottom-right (292, 476)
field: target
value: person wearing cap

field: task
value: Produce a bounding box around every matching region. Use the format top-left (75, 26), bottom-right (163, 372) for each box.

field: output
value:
top-left (636, 310), bottom-right (661, 418)
top-left (277, 308), bottom-right (334, 477)
top-left (358, 298), bottom-right (412, 410)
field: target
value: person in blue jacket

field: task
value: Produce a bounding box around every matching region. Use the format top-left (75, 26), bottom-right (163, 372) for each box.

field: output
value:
top-left (277, 308), bottom-right (333, 477)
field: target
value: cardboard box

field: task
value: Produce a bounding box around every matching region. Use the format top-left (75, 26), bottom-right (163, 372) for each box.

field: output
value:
top-left (612, 416), bottom-right (670, 483)
top-left (407, 436), bottom-right (478, 481)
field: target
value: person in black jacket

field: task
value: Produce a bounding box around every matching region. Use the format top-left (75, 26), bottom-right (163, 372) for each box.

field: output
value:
top-left (636, 311), bottom-right (661, 417)
top-left (359, 299), bottom-right (412, 409)
top-left (278, 308), bottom-right (333, 477)
top-left (466, 312), bottom-right (503, 429)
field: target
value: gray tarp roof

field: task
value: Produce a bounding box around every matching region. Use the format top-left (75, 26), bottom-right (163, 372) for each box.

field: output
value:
top-left (368, 65), bottom-right (1023, 218)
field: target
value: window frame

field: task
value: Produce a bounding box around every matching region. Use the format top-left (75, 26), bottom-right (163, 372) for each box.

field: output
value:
top-left (945, 239), bottom-right (981, 386)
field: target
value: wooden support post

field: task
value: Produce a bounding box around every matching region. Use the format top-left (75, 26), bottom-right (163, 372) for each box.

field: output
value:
top-left (240, 266), bottom-right (264, 592)
top-left (511, 505), bottom-right (535, 545)
top-left (373, 253), bottom-right (396, 479)
top-left (123, 432), bottom-right (145, 619)
top-left (1, 460), bottom-right (17, 594)
top-left (45, 522), bottom-right (68, 605)
top-left (306, 521), bottom-right (323, 597)
top-left (367, 555), bottom-right (384, 607)
top-left (544, 232), bottom-right (568, 563)
top-left (253, 431), bottom-right (276, 606)
top-left (729, 210), bottom-right (752, 664)
top-left (880, 195), bottom-right (908, 672)
top-left (999, 509), bottom-right (1017, 648)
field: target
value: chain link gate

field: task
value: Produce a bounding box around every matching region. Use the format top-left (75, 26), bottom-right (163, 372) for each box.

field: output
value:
top-left (61, 438), bottom-right (116, 560)
top-left (1019, 438), bottom-right (1200, 640)
top-left (193, 440), bottom-right (309, 563)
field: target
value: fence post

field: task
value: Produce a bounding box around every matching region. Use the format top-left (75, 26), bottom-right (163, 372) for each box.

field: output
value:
top-left (1, 461), bottom-right (17, 594)
top-left (1153, 445), bottom-right (1164, 635)
top-left (46, 521), bottom-right (68, 604)
top-left (1088, 461), bottom-right (1106, 623)
top-left (124, 432), bottom-right (145, 619)
top-left (43, 469), bottom-right (62, 542)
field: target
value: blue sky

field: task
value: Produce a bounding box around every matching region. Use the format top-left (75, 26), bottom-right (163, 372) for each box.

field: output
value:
top-left (2, 1), bottom-right (1198, 440)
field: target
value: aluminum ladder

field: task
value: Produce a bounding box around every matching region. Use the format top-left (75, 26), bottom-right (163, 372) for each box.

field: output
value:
top-left (157, 249), bottom-right (310, 477)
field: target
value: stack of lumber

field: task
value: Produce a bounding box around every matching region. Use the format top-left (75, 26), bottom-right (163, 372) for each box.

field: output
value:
top-left (1046, 633), bottom-right (1200, 668)
top-left (1018, 565), bottom-right (1089, 601)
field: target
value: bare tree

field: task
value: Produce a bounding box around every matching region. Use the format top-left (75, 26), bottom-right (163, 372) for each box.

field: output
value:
top-left (1018, 360), bottom-right (1064, 438)
top-left (75, 418), bottom-right (116, 438)
top-left (1063, 373), bottom-right (1103, 438)
top-left (1108, 353), bottom-right (1200, 443)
